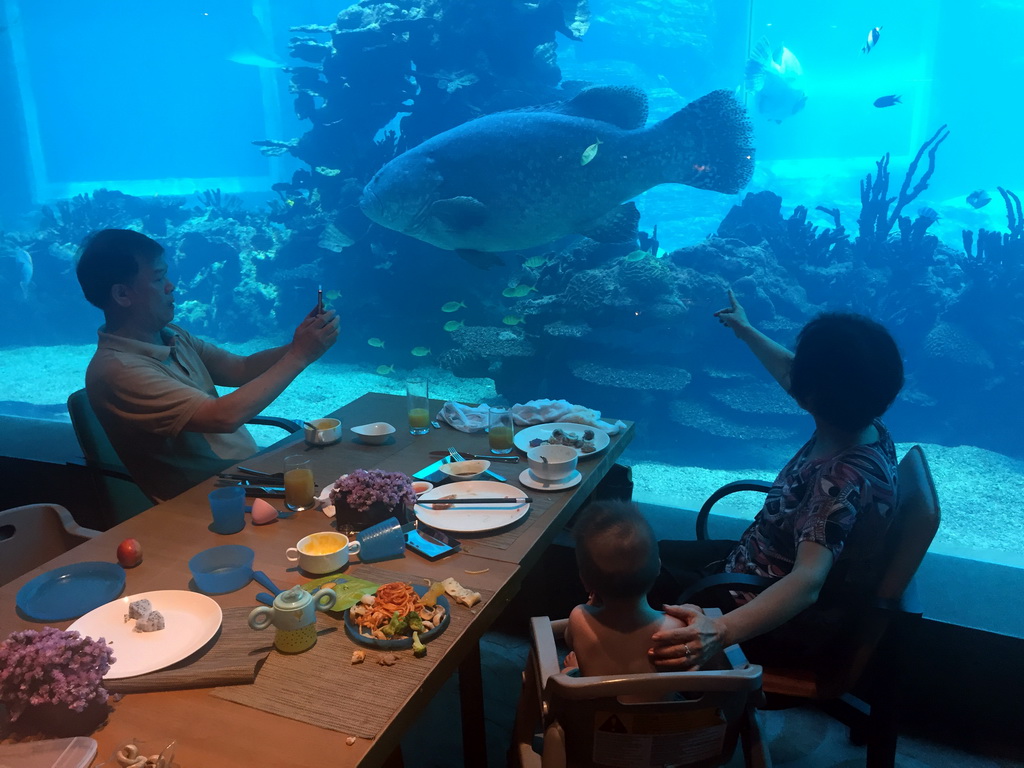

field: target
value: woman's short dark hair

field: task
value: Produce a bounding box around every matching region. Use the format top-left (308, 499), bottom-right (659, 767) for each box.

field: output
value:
top-left (573, 500), bottom-right (659, 600)
top-left (76, 229), bottom-right (163, 309)
top-left (788, 312), bottom-right (904, 432)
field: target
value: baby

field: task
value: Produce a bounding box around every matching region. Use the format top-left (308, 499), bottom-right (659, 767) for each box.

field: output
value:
top-left (564, 500), bottom-right (684, 679)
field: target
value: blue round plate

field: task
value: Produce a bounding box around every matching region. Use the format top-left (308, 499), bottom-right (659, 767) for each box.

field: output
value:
top-left (16, 561), bottom-right (126, 622)
top-left (345, 584), bottom-right (451, 649)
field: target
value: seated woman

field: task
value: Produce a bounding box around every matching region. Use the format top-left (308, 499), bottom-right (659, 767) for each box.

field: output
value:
top-left (648, 290), bottom-right (904, 672)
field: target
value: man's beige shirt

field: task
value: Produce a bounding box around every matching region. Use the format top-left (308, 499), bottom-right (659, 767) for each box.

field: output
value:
top-left (86, 324), bottom-right (258, 501)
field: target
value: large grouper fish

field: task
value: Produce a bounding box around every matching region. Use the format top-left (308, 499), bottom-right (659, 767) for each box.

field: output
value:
top-left (359, 85), bottom-right (755, 267)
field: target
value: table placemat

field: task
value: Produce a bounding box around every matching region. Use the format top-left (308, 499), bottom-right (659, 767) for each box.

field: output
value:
top-left (211, 566), bottom-right (494, 740)
top-left (107, 607), bottom-right (271, 694)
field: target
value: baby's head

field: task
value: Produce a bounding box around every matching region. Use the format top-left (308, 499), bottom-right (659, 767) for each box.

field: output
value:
top-left (573, 500), bottom-right (659, 601)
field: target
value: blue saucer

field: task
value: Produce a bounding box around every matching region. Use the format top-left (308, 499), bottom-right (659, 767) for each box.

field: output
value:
top-left (16, 561), bottom-right (126, 621)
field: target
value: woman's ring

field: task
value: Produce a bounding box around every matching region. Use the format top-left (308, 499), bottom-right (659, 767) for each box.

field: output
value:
top-left (683, 644), bottom-right (691, 658)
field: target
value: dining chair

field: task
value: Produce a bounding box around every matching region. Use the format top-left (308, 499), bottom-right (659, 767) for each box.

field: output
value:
top-left (677, 444), bottom-right (940, 768)
top-left (67, 389), bottom-right (301, 528)
top-left (510, 615), bottom-right (769, 768)
top-left (0, 503), bottom-right (101, 586)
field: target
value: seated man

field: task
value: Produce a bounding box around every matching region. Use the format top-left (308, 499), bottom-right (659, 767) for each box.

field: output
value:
top-left (564, 500), bottom-right (684, 692)
top-left (76, 228), bottom-right (340, 501)
top-left (649, 290), bottom-right (904, 672)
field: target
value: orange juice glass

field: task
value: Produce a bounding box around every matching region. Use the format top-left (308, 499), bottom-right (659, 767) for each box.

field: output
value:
top-left (284, 455), bottom-right (315, 511)
top-left (488, 406), bottom-right (514, 454)
top-left (406, 377), bottom-right (430, 435)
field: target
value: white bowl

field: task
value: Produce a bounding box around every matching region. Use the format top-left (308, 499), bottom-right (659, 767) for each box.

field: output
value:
top-left (304, 417), bottom-right (342, 446)
top-left (351, 421), bottom-right (396, 445)
top-left (439, 459), bottom-right (491, 481)
top-left (527, 444), bottom-right (578, 482)
top-left (411, 480), bottom-right (434, 495)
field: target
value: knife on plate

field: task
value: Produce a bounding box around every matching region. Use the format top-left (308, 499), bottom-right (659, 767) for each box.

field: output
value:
top-left (428, 451), bottom-right (520, 463)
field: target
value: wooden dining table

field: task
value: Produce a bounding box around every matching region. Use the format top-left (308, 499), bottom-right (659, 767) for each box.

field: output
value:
top-left (0, 392), bottom-right (634, 767)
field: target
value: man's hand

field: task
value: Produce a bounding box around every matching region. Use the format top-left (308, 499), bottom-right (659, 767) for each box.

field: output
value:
top-left (289, 308), bottom-right (340, 365)
top-left (648, 604), bottom-right (726, 671)
top-left (713, 288), bottom-right (752, 337)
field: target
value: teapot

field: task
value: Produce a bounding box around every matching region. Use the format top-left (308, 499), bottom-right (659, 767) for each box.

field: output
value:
top-left (248, 586), bottom-right (337, 653)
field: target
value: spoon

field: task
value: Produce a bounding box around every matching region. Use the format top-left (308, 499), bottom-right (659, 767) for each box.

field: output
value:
top-left (303, 421), bottom-right (319, 430)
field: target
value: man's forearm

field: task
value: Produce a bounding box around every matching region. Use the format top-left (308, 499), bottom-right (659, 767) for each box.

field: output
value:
top-left (241, 344), bottom-right (290, 381)
top-left (735, 325), bottom-right (794, 392)
top-left (187, 351), bottom-right (307, 433)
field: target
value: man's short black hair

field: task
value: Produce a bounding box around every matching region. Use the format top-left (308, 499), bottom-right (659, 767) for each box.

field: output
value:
top-left (76, 229), bottom-right (163, 310)
top-left (573, 500), bottom-right (659, 600)
top-left (788, 312), bottom-right (904, 433)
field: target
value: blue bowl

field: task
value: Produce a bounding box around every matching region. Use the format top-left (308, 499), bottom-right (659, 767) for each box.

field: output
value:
top-left (188, 545), bottom-right (255, 594)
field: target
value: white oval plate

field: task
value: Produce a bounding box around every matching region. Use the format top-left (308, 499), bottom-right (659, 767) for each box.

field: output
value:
top-left (513, 422), bottom-right (610, 458)
top-left (68, 590), bottom-right (223, 679)
top-left (414, 480), bottom-right (531, 533)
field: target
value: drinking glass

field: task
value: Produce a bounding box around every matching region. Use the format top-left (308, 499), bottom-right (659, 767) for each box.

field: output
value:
top-left (488, 406), bottom-right (515, 454)
top-left (406, 377), bottom-right (430, 435)
top-left (208, 486), bottom-right (246, 534)
top-left (284, 455), bottom-right (315, 512)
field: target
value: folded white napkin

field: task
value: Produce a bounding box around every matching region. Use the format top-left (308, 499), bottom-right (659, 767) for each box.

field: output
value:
top-left (438, 399), bottom-right (626, 435)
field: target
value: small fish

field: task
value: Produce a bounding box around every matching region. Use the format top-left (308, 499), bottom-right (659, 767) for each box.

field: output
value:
top-left (873, 95), bottom-right (901, 108)
top-left (443, 320), bottom-right (465, 332)
top-left (967, 190), bottom-right (992, 209)
top-left (863, 26), bottom-right (882, 54)
top-left (523, 255), bottom-right (549, 269)
top-left (624, 249), bottom-right (649, 262)
top-left (918, 206), bottom-right (940, 222)
top-left (323, 289), bottom-right (341, 309)
top-left (502, 315), bottom-right (526, 326)
top-left (503, 283), bottom-right (537, 298)
top-left (376, 364), bottom-right (395, 375)
top-left (580, 139), bottom-right (602, 166)
top-left (441, 301), bottom-right (466, 313)
top-left (367, 338), bottom-right (385, 348)
top-left (411, 347), bottom-right (432, 357)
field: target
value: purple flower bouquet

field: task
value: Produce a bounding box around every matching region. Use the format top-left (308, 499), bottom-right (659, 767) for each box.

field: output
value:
top-left (329, 469), bottom-right (416, 528)
top-left (0, 627), bottom-right (115, 734)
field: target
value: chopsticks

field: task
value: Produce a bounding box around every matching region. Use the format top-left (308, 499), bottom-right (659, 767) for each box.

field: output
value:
top-left (419, 496), bottom-right (531, 504)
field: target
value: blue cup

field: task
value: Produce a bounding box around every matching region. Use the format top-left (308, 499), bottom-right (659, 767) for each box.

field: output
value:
top-left (357, 517), bottom-right (406, 562)
top-left (209, 486), bottom-right (246, 534)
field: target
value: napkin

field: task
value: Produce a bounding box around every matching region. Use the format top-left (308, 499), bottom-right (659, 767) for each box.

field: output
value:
top-left (105, 607), bottom-right (271, 693)
top-left (438, 399), bottom-right (626, 434)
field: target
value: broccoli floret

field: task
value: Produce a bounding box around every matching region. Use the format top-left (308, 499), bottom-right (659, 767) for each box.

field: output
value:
top-left (406, 611), bottom-right (424, 632)
top-left (381, 611), bottom-right (408, 638)
top-left (412, 631), bottom-right (427, 658)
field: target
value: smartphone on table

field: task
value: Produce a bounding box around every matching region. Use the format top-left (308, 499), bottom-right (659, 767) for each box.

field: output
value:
top-left (406, 523), bottom-right (460, 560)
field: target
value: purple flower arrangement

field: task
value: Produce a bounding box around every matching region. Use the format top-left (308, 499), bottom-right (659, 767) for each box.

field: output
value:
top-left (330, 469), bottom-right (416, 514)
top-left (0, 627), bottom-right (115, 722)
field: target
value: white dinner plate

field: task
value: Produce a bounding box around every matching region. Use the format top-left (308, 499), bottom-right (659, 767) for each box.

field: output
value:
top-left (414, 481), bottom-right (531, 533)
top-left (68, 590), bottom-right (223, 680)
top-left (513, 422), bottom-right (611, 458)
top-left (519, 468), bottom-right (582, 491)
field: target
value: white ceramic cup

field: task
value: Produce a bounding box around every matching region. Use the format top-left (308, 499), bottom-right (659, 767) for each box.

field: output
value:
top-left (286, 531), bottom-right (361, 574)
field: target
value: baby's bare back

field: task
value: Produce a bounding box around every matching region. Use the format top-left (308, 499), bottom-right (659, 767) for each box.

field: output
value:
top-left (568, 604), bottom-right (685, 678)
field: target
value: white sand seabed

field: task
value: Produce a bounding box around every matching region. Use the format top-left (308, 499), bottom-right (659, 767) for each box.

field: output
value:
top-left (4, 344), bottom-right (1022, 564)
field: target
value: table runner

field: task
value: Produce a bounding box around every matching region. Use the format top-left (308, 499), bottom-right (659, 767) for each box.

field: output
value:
top-left (107, 607), bottom-right (271, 693)
top-left (211, 565), bottom-right (495, 740)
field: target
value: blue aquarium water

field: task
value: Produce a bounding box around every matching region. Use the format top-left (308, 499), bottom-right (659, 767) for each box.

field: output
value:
top-left (0, 0), bottom-right (1021, 566)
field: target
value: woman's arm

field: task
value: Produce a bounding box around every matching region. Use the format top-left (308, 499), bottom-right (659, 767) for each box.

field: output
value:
top-left (649, 541), bottom-right (834, 670)
top-left (714, 289), bottom-right (794, 392)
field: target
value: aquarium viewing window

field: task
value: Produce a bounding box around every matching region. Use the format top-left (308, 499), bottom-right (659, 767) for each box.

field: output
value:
top-left (0, 0), bottom-right (1022, 644)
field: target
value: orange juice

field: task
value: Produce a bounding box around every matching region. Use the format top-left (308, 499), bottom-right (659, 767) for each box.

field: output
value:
top-left (284, 467), bottom-right (315, 510)
top-left (408, 407), bottom-right (430, 429)
top-left (488, 425), bottom-right (514, 452)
